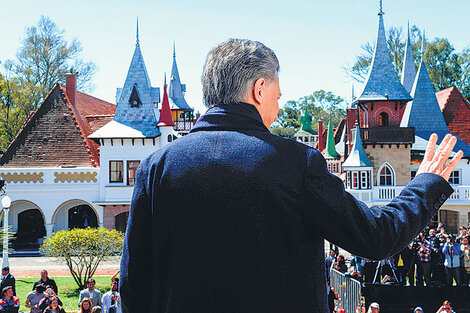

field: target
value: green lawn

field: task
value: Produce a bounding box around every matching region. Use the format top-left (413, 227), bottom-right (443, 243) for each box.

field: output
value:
top-left (16, 276), bottom-right (113, 313)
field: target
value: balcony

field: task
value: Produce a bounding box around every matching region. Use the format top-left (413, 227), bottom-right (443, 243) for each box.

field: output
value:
top-left (348, 185), bottom-right (470, 203)
top-left (173, 121), bottom-right (194, 132)
top-left (360, 127), bottom-right (415, 145)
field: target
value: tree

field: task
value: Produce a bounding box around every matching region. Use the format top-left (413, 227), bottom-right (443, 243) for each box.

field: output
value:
top-left (273, 90), bottom-right (346, 138)
top-left (40, 228), bottom-right (124, 289)
top-left (345, 24), bottom-right (470, 99)
top-left (0, 16), bottom-right (96, 152)
top-left (7, 15), bottom-right (96, 109)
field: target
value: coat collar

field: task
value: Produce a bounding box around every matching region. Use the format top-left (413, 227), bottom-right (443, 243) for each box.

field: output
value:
top-left (190, 102), bottom-right (269, 134)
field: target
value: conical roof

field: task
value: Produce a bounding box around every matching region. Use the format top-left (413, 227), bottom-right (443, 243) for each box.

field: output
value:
top-left (324, 120), bottom-right (339, 159)
top-left (113, 27), bottom-right (161, 137)
top-left (356, 9), bottom-right (412, 102)
top-left (169, 45), bottom-right (192, 110)
top-left (343, 125), bottom-right (373, 167)
top-left (295, 108), bottom-right (317, 137)
top-left (158, 76), bottom-right (175, 127)
top-left (401, 23), bottom-right (416, 93)
top-left (400, 52), bottom-right (448, 133)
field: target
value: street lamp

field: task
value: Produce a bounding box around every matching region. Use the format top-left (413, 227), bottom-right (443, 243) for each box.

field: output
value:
top-left (1, 194), bottom-right (11, 270)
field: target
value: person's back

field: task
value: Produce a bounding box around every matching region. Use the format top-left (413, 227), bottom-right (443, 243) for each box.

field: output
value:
top-left (120, 38), bottom-right (461, 313)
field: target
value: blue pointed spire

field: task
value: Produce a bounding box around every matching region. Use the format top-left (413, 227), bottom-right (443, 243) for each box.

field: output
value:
top-left (136, 17), bottom-right (139, 45)
top-left (421, 30), bottom-right (426, 59)
top-left (356, 3), bottom-right (411, 102)
top-left (168, 44), bottom-right (192, 110)
top-left (401, 21), bottom-right (416, 93)
top-left (400, 34), bottom-right (448, 134)
top-left (113, 23), bottom-right (161, 137)
top-left (342, 125), bottom-right (373, 167)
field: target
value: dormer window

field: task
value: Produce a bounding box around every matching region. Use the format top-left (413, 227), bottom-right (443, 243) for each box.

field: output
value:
top-left (129, 85), bottom-right (142, 108)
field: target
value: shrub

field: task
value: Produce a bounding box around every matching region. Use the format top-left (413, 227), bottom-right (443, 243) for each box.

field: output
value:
top-left (40, 227), bottom-right (123, 289)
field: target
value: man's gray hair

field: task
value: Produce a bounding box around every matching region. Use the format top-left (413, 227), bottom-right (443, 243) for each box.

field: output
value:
top-left (202, 39), bottom-right (279, 108)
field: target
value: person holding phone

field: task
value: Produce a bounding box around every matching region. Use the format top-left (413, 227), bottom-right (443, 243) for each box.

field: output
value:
top-left (25, 284), bottom-right (46, 313)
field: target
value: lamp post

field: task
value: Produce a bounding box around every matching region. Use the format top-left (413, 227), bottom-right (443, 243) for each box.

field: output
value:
top-left (1, 195), bottom-right (11, 270)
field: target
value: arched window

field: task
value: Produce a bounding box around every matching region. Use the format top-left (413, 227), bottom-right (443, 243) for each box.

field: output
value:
top-left (379, 112), bottom-right (389, 127)
top-left (378, 163), bottom-right (395, 186)
top-left (168, 134), bottom-right (173, 143)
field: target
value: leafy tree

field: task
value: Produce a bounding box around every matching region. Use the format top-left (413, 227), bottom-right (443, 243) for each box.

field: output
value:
top-left (40, 228), bottom-right (124, 289)
top-left (6, 15), bottom-right (96, 109)
top-left (0, 16), bottom-right (96, 152)
top-left (275, 90), bottom-right (346, 136)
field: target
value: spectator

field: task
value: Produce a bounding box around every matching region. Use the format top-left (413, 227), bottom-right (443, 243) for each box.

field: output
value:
top-left (367, 302), bottom-right (380, 313)
top-left (102, 280), bottom-right (121, 313)
top-left (80, 298), bottom-right (92, 313)
top-left (325, 250), bottom-right (336, 280)
top-left (43, 297), bottom-right (65, 313)
top-left (428, 228), bottom-right (444, 286)
top-left (333, 254), bottom-right (348, 273)
top-left (456, 227), bottom-right (467, 243)
top-left (350, 255), bottom-right (366, 278)
top-left (25, 283), bottom-right (46, 313)
top-left (326, 282), bottom-right (338, 313)
top-left (0, 286), bottom-right (19, 313)
top-left (406, 241), bottom-right (419, 286)
top-left (38, 286), bottom-right (62, 312)
top-left (437, 223), bottom-right (446, 235)
top-left (79, 279), bottom-right (102, 308)
top-left (461, 236), bottom-right (470, 286)
top-left (442, 236), bottom-right (461, 286)
top-left (416, 233), bottom-right (433, 286)
top-left (414, 307), bottom-right (424, 313)
top-left (92, 307), bottom-right (102, 313)
top-left (436, 300), bottom-right (456, 313)
top-left (32, 270), bottom-right (58, 295)
top-left (0, 268), bottom-right (15, 296)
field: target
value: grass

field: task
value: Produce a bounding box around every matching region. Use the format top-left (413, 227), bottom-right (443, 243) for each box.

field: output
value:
top-left (16, 275), bottom-right (113, 313)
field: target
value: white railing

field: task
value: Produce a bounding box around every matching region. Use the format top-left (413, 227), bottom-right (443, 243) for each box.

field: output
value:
top-left (346, 185), bottom-right (470, 203)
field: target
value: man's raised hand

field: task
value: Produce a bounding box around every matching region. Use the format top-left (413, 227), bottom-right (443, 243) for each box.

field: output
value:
top-left (416, 133), bottom-right (463, 181)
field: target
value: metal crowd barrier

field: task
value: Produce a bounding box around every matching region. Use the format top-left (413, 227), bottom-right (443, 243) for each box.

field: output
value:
top-left (330, 268), bottom-right (362, 313)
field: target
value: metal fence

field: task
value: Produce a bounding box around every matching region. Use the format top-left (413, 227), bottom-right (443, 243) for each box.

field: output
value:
top-left (330, 268), bottom-right (362, 313)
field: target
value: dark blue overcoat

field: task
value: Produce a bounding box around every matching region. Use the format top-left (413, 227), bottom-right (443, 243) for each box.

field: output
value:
top-left (120, 102), bottom-right (453, 313)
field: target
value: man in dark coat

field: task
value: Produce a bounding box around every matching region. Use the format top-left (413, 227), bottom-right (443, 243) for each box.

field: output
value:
top-left (32, 270), bottom-right (58, 295)
top-left (120, 39), bottom-right (462, 313)
top-left (1, 267), bottom-right (15, 296)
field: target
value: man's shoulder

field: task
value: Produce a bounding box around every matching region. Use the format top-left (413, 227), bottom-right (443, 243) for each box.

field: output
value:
top-left (26, 291), bottom-right (36, 297)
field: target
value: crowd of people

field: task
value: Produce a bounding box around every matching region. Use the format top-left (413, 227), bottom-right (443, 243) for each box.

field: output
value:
top-left (0, 268), bottom-right (121, 313)
top-left (327, 222), bottom-right (470, 287)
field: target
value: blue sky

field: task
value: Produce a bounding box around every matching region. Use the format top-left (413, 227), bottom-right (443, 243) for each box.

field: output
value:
top-left (1, 0), bottom-right (469, 114)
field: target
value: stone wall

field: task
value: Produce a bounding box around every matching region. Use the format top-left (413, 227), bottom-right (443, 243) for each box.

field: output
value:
top-left (364, 145), bottom-right (411, 185)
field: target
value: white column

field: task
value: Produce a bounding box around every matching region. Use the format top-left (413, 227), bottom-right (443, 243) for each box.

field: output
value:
top-left (2, 208), bottom-right (9, 269)
top-left (45, 223), bottom-right (54, 237)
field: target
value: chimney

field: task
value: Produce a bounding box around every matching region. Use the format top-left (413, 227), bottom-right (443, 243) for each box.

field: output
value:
top-left (65, 72), bottom-right (77, 106)
top-left (318, 121), bottom-right (324, 151)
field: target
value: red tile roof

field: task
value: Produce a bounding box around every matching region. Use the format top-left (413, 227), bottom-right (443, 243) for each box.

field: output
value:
top-left (1, 84), bottom-right (116, 168)
top-left (436, 86), bottom-right (470, 145)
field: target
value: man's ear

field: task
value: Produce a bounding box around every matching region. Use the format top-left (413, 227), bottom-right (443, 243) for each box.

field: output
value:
top-left (251, 78), bottom-right (266, 105)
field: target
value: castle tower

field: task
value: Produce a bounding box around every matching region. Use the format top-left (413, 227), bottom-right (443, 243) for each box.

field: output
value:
top-left (294, 108), bottom-right (318, 147)
top-left (169, 43), bottom-right (194, 135)
top-left (323, 120), bottom-right (342, 174)
top-left (351, 2), bottom-right (415, 187)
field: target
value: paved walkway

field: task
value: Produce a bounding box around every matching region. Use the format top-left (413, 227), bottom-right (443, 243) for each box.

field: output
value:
top-left (6, 256), bottom-right (121, 278)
